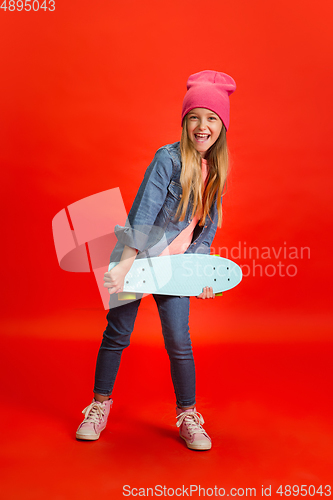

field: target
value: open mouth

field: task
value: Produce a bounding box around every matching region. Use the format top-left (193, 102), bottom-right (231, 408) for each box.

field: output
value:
top-left (194, 133), bottom-right (210, 143)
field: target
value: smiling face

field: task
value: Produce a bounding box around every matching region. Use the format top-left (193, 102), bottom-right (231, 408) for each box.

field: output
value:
top-left (186, 108), bottom-right (223, 157)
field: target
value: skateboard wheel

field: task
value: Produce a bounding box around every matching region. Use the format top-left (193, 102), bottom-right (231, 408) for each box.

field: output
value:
top-left (212, 254), bottom-right (220, 257)
top-left (215, 292), bottom-right (223, 297)
top-left (118, 292), bottom-right (137, 300)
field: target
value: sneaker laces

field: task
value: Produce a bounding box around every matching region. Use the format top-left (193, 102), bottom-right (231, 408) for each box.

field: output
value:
top-left (176, 409), bottom-right (206, 435)
top-left (81, 401), bottom-right (106, 425)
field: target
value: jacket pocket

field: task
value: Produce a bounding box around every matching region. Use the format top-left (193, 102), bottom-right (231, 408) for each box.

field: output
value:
top-left (163, 180), bottom-right (182, 216)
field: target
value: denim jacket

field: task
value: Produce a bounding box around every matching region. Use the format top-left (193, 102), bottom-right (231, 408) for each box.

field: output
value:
top-left (110, 141), bottom-right (219, 263)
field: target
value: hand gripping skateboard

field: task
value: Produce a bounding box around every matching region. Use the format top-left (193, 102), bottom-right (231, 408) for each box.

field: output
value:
top-left (52, 188), bottom-right (242, 309)
top-left (109, 254), bottom-right (242, 300)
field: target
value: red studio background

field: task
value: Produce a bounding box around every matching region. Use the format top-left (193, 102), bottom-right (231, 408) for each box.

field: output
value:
top-left (0, 1), bottom-right (332, 499)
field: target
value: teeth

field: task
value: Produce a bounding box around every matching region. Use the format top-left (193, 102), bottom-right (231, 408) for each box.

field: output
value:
top-left (196, 134), bottom-right (209, 138)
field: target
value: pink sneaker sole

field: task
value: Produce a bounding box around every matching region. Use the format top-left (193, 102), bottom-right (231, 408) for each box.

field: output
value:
top-left (76, 430), bottom-right (102, 441)
top-left (179, 431), bottom-right (212, 450)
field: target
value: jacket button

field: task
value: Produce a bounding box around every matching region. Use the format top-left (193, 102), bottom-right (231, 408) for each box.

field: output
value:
top-left (193, 242), bottom-right (197, 245)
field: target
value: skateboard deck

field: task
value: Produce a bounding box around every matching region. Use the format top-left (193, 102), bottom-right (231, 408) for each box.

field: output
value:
top-left (108, 254), bottom-right (242, 297)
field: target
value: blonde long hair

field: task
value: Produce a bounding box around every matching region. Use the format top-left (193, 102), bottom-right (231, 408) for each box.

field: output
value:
top-left (176, 115), bottom-right (229, 228)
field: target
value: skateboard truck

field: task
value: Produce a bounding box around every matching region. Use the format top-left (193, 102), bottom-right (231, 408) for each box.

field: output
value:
top-left (118, 292), bottom-right (137, 300)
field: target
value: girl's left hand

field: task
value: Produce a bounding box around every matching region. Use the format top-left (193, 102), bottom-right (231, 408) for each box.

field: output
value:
top-left (196, 286), bottom-right (215, 299)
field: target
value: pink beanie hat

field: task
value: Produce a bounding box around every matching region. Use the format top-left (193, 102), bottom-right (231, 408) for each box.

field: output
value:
top-left (181, 70), bottom-right (236, 130)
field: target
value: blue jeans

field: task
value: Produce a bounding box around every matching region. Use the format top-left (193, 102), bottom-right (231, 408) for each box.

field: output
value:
top-left (94, 295), bottom-right (196, 407)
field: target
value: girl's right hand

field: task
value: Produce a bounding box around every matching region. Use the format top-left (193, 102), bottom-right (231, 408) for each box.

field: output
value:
top-left (103, 245), bottom-right (138, 295)
top-left (103, 263), bottom-right (127, 295)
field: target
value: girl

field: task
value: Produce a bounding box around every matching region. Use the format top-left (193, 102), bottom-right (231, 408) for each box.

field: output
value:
top-left (76, 70), bottom-right (236, 451)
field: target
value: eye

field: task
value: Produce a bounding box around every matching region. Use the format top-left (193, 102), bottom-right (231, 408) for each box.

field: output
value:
top-left (208, 116), bottom-right (217, 121)
top-left (188, 115), bottom-right (198, 120)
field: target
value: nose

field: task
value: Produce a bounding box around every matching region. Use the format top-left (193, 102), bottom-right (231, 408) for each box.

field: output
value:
top-left (198, 119), bottom-right (208, 130)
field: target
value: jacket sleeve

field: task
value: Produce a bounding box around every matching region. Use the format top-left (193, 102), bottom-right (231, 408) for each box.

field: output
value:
top-left (195, 195), bottom-right (220, 253)
top-left (114, 147), bottom-right (174, 252)
top-left (201, 205), bottom-right (219, 249)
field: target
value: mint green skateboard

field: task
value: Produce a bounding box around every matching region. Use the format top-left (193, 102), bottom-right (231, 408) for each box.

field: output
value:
top-left (108, 254), bottom-right (242, 299)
